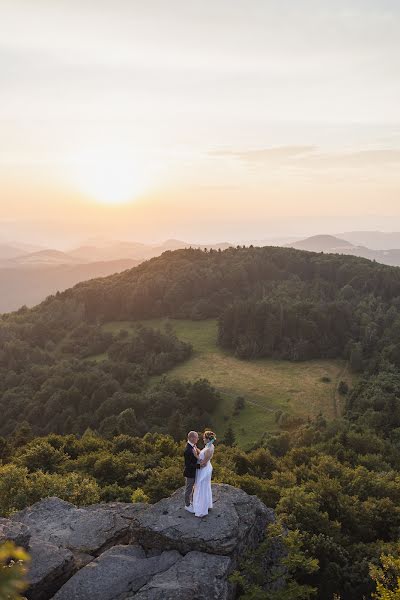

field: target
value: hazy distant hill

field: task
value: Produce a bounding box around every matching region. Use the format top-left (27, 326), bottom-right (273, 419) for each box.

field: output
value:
top-left (68, 239), bottom-right (231, 262)
top-left (286, 234), bottom-right (400, 267)
top-left (287, 234), bottom-right (354, 252)
top-left (0, 258), bottom-right (139, 313)
top-left (0, 239), bottom-right (233, 312)
top-left (3, 249), bottom-right (84, 268)
top-left (0, 242), bottom-right (44, 260)
top-left (338, 231), bottom-right (400, 250)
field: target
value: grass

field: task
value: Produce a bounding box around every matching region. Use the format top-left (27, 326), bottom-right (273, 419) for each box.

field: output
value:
top-left (101, 319), bottom-right (355, 449)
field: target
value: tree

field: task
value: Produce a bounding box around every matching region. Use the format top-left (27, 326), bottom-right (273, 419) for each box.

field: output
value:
top-left (231, 522), bottom-right (318, 600)
top-left (369, 554), bottom-right (400, 599)
top-left (234, 396), bottom-right (246, 415)
top-left (350, 343), bottom-right (363, 373)
top-left (17, 440), bottom-right (67, 473)
top-left (224, 425), bottom-right (236, 447)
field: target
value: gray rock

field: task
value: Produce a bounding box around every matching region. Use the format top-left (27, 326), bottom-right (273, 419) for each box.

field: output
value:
top-left (52, 545), bottom-right (181, 600)
top-left (12, 498), bottom-right (148, 555)
top-left (26, 539), bottom-right (75, 600)
top-left (8, 485), bottom-right (280, 600)
top-left (0, 517), bottom-right (31, 549)
top-left (130, 551), bottom-right (232, 600)
top-left (131, 484), bottom-right (274, 559)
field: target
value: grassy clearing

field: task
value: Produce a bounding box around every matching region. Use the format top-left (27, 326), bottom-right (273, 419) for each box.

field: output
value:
top-left (101, 319), bottom-right (355, 449)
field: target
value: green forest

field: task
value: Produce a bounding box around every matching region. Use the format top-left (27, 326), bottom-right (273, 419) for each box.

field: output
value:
top-left (1, 246), bottom-right (400, 599)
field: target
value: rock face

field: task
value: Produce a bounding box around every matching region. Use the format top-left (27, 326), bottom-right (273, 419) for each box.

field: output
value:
top-left (53, 546), bottom-right (181, 600)
top-left (131, 484), bottom-right (274, 558)
top-left (8, 484), bottom-right (281, 600)
top-left (12, 497), bottom-right (144, 555)
top-left (0, 517), bottom-right (31, 549)
top-left (130, 551), bottom-right (232, 600)
top-left (27, 540), bottom-right (75, 600)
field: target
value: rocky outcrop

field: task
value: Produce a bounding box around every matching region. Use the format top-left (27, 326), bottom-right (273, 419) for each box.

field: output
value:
top-left (6, 484), bottom-right (282, 600)
top-left (0, 517), bottom-right (31, 549)
top-left (12, 497), bottom-right (144, 555)
top-left (130, 551), bottom-right (232, 600)
top-left (26, 540), bottom-right (75, 600)
top-left (53, 546), bottom-right (181, 600)
top-left (131, 484), bottom-right (274, 557)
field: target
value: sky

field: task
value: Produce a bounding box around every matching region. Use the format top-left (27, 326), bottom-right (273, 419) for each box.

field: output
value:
top-left (1, 0), bottom-right (400, 246)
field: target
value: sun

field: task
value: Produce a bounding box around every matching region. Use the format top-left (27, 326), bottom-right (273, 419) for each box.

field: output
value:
top-left (68, 147), bottom-right (149, 205)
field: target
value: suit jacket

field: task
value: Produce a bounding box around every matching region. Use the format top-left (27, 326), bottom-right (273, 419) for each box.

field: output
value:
top-left (183, 442), bottom-right (199, 478)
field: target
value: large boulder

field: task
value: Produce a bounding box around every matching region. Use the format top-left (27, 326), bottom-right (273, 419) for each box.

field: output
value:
top-left (130, 551), bottom-right (232, 600)
top-left (8, 485), bottom-right (280, 600)
top-left (26, 540), bottom-right (75, 600)
top-left (52, 545), bottom-right (181, 600)
top-left (12, 497), bottom-right (148, 555)
top-left (131, 484), bottom-right (274, 558)
top-left (0, 517), bottom-right (31, 549)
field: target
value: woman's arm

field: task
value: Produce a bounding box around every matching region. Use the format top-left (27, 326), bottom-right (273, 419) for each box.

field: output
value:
top-left (199, 447), bottom-right (212, 467)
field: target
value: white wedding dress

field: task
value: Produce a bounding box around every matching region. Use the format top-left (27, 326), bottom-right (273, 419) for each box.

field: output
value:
top-left (193, 444), bottom-right (214, 517)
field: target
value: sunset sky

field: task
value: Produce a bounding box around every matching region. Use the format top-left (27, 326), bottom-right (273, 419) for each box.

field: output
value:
top-left (1, 0), bottom-right (400, 246)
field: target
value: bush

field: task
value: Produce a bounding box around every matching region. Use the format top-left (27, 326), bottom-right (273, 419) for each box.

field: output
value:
top-left (0, 542), bottom-right (30, 600)
top-left (131, 488), bottom-right (150, 503)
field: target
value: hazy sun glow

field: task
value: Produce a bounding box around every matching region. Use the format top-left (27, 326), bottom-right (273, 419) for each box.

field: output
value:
top-left (68, 148), bottom-right (150, 205)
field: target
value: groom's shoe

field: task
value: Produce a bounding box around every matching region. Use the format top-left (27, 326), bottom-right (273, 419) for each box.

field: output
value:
top-left (185, 504), bottom-right (194, 513)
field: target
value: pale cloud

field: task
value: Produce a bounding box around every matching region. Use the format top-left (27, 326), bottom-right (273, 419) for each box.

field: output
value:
top-left (210, 146), bottom-right (317, 162)
top-left (211, 146), bottom-right (400, 169)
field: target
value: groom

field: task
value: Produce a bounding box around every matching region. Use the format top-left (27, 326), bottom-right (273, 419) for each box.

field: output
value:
top-left (183, 430), bottom-right (200, 512)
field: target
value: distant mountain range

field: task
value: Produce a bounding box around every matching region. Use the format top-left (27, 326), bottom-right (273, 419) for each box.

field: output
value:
top-left (3, 232), bottom-right (400, 314)
top-left (0, 259), bottom-right (140, 314)
top-left (286, 234), bottom-right (400, 266)
top-left (0, 239), bottom-right (231, 313)
top-left (337, 231), bottom-right (400, 250)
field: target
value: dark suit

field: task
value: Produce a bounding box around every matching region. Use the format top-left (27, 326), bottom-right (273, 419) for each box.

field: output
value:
top-left (183, 442), bottom-right (199, 506)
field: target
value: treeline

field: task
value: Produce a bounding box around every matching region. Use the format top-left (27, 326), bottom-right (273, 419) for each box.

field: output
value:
top-left (38, 246), bottom-right (400, 322)
top-left (0, 317), bottom-right (220, 437)
top-left (218, 299), bottom-right (354, 360)
top-left (1, 364), bottom-right (400, 599)
top-left (218, 277), bottom-right (400, 365)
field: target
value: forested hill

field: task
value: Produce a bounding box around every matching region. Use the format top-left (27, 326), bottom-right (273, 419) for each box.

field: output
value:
top-left (55, 245), bottom-right (400, 322)
top-left (5, 244), bottom-right (400, 368)
top-left (2, 244), bottom-right (400, 439)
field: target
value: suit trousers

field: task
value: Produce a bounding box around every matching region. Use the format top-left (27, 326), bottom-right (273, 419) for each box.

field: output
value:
top-left (185, 477), bottom-right (195, 506)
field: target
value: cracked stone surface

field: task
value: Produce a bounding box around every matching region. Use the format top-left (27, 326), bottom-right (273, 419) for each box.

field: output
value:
top-left (130, 484), bottom-right (274, 558)
top-left (12, 497), bottom-right (148, 555)
top-left (8, 484), bottom-right (282, 600)
top-left (0, 517), bottom-right (31, 549)
top-left (52, 545), bottom-right (181, 600)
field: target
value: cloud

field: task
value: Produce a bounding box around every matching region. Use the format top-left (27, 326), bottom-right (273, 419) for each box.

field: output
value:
top-left (210, 146), bottom-right (317, 163)
top-left (210, 146), bottom-right (400, 169)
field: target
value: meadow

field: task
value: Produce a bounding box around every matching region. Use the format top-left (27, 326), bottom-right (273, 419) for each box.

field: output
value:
top-left (101, 319), bottom-right (354, 448)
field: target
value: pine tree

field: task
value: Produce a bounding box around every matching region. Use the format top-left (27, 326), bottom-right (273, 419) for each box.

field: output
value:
top-left (224, 425), bottom-right (236, 446)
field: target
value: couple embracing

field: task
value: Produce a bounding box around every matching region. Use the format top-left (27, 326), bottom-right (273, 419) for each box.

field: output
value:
top-left (183, 429), bottom-right (216, 518)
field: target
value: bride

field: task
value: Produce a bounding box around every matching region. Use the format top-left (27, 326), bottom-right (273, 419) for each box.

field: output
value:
top-left (192, 430), bottom-right (216, 518)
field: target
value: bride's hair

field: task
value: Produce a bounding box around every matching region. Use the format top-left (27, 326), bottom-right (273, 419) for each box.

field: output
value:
top-left (204, 430), bottom-right (216, 442)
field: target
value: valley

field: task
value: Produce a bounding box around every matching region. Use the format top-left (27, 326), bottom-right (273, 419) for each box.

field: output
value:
top-left (100, 319), bottom-right (354, 448)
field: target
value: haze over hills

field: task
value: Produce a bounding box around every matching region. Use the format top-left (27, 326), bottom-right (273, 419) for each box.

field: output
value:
top-left (1, 249), bottom-right (84, 268)
top-left (0, 258), bottom-right (140, 314)
top-left (287, 234), bottom-right (354, 252)
top-left (286, 234), bottom-right (400, 267)
top-left (0, 239), bottom-right (232, 313)
top-left (5, 231), bottom-right (400, 314)
top-left (337, 231), bottom-right (400, 250)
